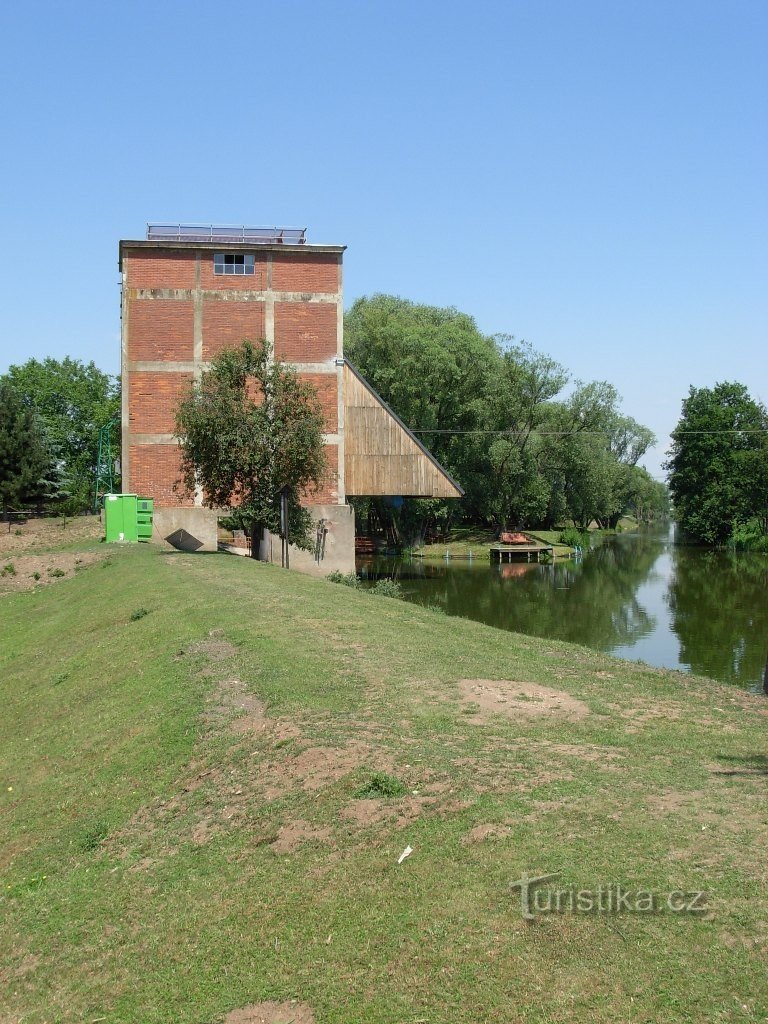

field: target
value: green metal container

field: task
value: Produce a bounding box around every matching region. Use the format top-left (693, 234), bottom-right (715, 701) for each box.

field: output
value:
top-left (136, 497), bottom-right (154, 542)
top-left (104, 494), bottom-right (139, 543)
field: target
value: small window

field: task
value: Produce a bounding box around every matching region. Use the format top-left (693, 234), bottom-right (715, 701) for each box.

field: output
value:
top-left (214, 253), bottom-right (255, 276)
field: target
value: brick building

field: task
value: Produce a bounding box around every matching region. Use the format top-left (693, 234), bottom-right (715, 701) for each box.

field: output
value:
top-left (119, 224), bottom-right (461, 572)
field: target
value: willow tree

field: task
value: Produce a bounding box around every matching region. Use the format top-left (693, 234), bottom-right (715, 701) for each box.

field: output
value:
top-left (174, 340), bottom-right (327, 555)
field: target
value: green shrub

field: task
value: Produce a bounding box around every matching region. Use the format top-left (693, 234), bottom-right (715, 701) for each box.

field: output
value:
top-left (31, 571), bottom-right (41, 581)
top-left (559, 527), bottom-right (589, 549)
top-left (730, 519), bottom-right (768, 552)
top-left (370, 578), bottom-right (402, 599)
top-left (355, 772), bottom-right (408, 798)
top-left (326, 571), bottom-right (362, 589)
top-left (425, 603), bottom-right (446, 615)
top-left (130, 607), bottom-right (150, 621)
top-left (48, 568), bottom-right (65, 578)
top-left (2, 563), bottom-right (16, 577)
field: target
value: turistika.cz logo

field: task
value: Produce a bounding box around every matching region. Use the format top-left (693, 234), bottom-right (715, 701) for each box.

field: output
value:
top-left (510, 872), bottom-right (709, 920)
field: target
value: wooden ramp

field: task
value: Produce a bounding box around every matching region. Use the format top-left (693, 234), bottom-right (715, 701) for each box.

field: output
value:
top-left (343, 361), bottom-right (463, 498)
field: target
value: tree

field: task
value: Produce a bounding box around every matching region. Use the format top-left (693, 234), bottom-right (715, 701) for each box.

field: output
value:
top-left (345, 294), bottom-right (499, 448)
top-left (665, 382), bottom-right (768, 544)
top-left (1, 357), bottom-right (120, 511)
top-left (345, 294), bottom-right (501, 538)
top-left (539, 382), bottom-right (656, 530)
top-left (0, 381), bottom-right (60, 518)
top-left (174, 340), bottom-right (327, 555)
top-left (623, 468), bottom-right (670, 525)
top-left (472, 340), bottom-right (568, 528)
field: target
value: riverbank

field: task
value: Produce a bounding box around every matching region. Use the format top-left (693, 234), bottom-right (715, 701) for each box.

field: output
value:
top-left (2, 528), bottom-right (766, 1022)
top-left (412, 519), bottom-right (639, 560)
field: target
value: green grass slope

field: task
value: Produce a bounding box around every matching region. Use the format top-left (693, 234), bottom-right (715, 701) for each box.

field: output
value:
top-left (1, 540), bottom-right (766, 1023)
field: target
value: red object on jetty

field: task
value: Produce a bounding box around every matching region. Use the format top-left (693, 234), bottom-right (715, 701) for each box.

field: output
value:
top-left (500, 532), bottom-right (530, 545)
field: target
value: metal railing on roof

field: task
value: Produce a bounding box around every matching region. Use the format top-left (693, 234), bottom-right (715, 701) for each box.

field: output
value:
top-left (146, 224), bottom-right (307, 245)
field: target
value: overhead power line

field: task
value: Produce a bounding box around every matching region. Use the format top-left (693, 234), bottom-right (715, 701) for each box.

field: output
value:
top-left (410, 428), bottom-right (768, 436)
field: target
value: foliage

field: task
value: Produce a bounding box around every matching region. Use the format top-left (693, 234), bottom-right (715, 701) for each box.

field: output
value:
top-left (129, 607), bottom-right (150, 621)
top-left (175, 340), bottom-right (327, 552)
top-left (326, 571), bottom-right (362, 589)
top-left (665, 382), bottom-right (768, 544)
top-left (730, 518), bottom-right (768, 553)
top-left (346, 295), bottom-right (658, 540)
top-left (1, 357), bottom-right (119, 512)
top-left (559, 527), bottom-right (589, 548)
top-left (370, 577), bottom-right (403, 599)
top-left (354, 771), bottom-right (408, 798)
top-left (0, 381), bottom-right (64, 517)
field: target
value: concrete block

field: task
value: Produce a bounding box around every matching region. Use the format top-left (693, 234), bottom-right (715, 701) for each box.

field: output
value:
top-left (153, 507), bottom-right (218, 553)
top-left (259, 504), bottom-right (355, 576)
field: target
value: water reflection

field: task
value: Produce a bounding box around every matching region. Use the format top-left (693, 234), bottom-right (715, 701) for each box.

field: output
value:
top-left (359, 528), bottom-right (768, 692)
top-left (667, 545), bottom-right (768, 688)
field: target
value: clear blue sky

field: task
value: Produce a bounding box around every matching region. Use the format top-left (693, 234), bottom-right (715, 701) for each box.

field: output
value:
top-left (1, 0), bottom-right (765, 478)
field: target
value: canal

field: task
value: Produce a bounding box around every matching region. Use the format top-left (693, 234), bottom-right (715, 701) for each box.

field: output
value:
top-left (358, 527), bottom-right (768, 693)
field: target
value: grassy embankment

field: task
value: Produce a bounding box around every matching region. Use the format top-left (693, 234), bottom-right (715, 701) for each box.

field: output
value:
top-left (1, 521), bottom-right (767, 1023)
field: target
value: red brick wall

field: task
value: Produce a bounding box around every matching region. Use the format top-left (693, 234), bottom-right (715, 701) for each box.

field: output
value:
top-left (274, 302), bottom-right (337, 361)
top-left (127, 298), bottom-right (194, 361)
top-left (202, 300), bottom-right (266, 359)
top-left (129, 444), bottom-right (191, 506)
top-left (124, 250), bottom-right (196, 289)
top-left (124, 247), bottom-right (344, 510)
top-left (129, 372), bottom-right (192, 435)
top-left (305, 444), bottom-right (339, 505)
top-left (199, 251), bottom-right (267, 290)
top-left (130, 442), bottom-right (338, 508)
top-left (272, 252), bottom-right (339, 293)
top-left (299, 372), bottom-right (338, 433)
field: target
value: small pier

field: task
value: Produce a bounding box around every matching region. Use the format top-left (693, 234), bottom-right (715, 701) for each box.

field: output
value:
top-left (490, 543), bottom-right (553, 564)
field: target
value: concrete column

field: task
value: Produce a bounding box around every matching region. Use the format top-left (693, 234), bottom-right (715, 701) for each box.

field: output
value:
top-left (265, 253), bottom-right (275, 359)
top-left (193, 251), bottom-right (203, 508)
top-left (120, 270), bottom-right (130, 492)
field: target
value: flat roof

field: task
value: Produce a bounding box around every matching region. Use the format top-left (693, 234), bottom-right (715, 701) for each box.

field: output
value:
top-left (119, 239), bottom-right (346, 269)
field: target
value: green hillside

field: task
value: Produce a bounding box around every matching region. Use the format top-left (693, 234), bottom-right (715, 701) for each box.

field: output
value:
top-left (1, 527), bottom-right (766, 1023)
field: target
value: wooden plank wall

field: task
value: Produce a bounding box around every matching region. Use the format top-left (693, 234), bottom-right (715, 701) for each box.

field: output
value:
top-left (343, 364), bottom-right (462, 498)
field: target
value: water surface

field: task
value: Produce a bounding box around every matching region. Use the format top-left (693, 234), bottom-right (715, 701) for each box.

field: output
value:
top-left (359, 528), bottom-right (768, 692)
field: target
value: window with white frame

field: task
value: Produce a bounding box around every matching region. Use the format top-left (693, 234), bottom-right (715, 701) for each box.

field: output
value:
top-left (214, 253), bottom-right (255, 275)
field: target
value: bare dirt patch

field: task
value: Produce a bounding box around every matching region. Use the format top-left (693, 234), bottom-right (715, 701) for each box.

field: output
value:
top-left (259, 741), bottom-right (376, 800)
top-left (461, 823), bottom-right (513, 844)
top-left (224, 1001), bottom-right (315, 1024)
top-left (615, 699), bottom-right (686, 732)
top-left (645, 790), bottom-right (708, 817)
top-left (0, 515), bottom-right (101, 556)
top-left (450, 755), bottom-right (574, 794)
top-left (341, 795), bottom-right (432, 829)
top-left (531, 738), bottom-right (625, 767)
top-left (458, 679), bottom-right (590, 724)
top-left (0, 551), bottom-right (104, 593)
top-left (187, 630), bottom-right (239, 662)
top-left (270, 820), bottom-right (332, 854)
top-left (204, 677), bottom-right (271, 735)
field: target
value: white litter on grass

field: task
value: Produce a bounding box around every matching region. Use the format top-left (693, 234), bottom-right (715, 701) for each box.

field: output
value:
top-left (397, 845), bottom-right (414, 864)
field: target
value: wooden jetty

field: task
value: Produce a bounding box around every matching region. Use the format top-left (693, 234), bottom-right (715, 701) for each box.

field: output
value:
top-left (490, 543), bottom-right (553, 564)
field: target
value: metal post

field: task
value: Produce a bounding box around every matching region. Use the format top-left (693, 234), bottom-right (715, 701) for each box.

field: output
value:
top-left (280, 488), bottom-right (290, 569)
